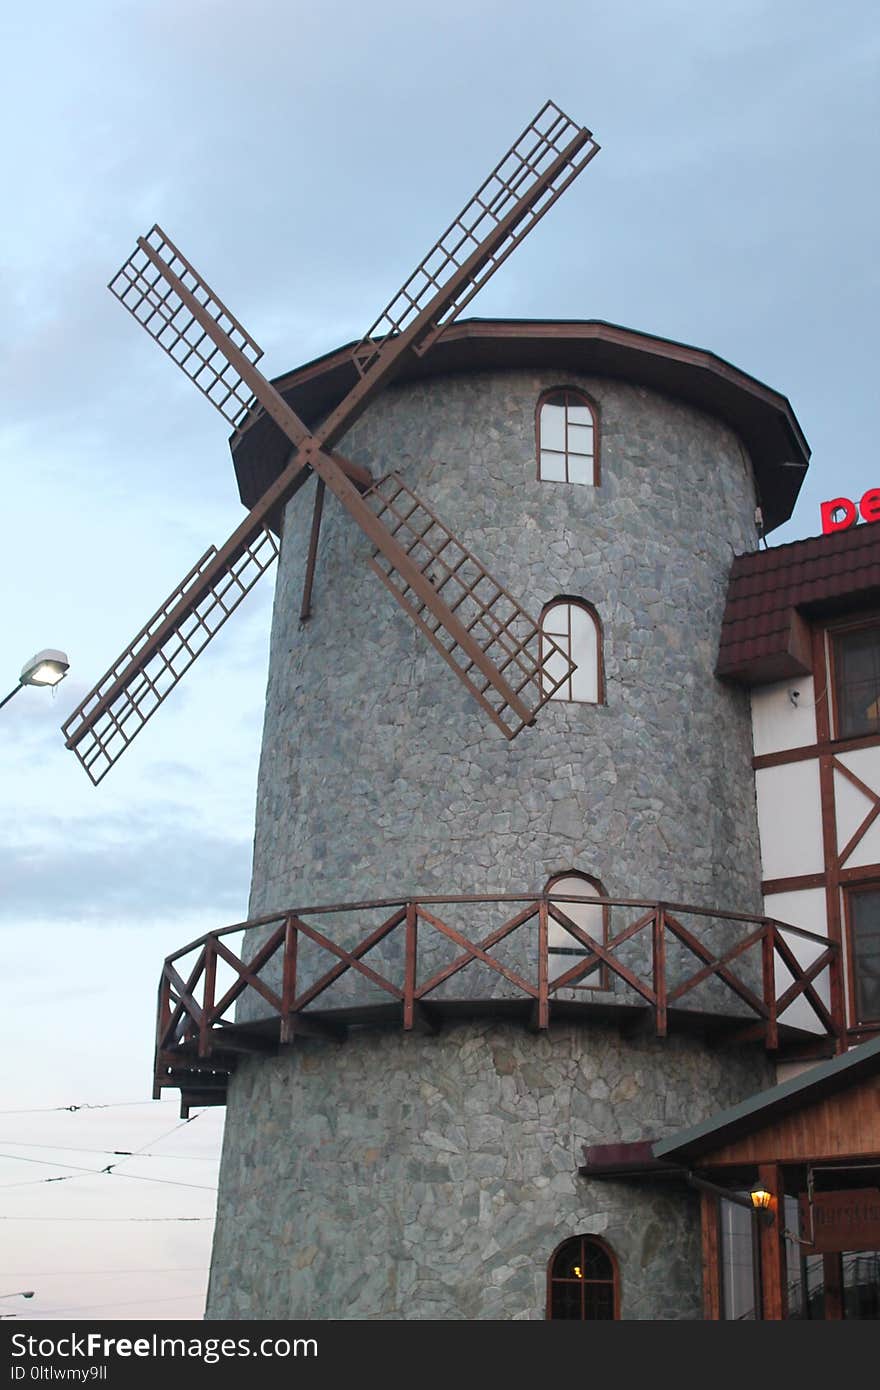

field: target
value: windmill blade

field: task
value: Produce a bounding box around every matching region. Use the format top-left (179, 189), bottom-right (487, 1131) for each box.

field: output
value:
top-left (362, 473), bottom-right (576, 738)
top-left (347, 101), bottom-right (599, 384)
top-left (75, 101), bottom-right (595, 781)
top-left (63, 436), bottom-right (372, 784)
top-left (293, 444), bottom-right (576, 736)
top-left (65, 224), bottom-right (378, 785)
top-left (62, 527), bottom-right (279, 785)
top-left (109, 226), bottom-right (267, 433)
top-left (109, 226), bottom-right (312, 448)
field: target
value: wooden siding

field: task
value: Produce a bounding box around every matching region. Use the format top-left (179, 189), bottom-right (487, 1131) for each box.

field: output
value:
top-left (700, 1191), bottom-right (722, 1319)
top-left (701, 1075), bottom-right (880, 1165)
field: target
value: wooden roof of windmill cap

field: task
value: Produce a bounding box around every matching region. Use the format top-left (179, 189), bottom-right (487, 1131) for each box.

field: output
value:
top-left (229, 317), bottom-right (811, 535)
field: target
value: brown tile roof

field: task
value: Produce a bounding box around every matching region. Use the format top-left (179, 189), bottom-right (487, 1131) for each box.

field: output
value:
top-left (717, 523), bottom-right (880, 684)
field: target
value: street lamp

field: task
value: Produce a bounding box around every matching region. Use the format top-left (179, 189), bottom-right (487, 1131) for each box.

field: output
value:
top-left (0, 650), bottom-right (69, 712)
top-left (0, 1290), bottom-right (35, 1318)
top-left (750, 1180), bottom-right (775, 1226)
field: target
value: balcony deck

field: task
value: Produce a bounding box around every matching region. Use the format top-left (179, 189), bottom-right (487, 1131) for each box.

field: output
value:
top-left (153, 893), bottom-right (842, 1115)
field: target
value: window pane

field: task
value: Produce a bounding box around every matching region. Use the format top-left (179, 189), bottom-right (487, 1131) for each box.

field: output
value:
top-left (540, 403), bottom-right (567, 452)
top-left (550, 1283), bottom-right (582, 1319)
top-left (567, 403), bottom-right (592, 426)
top-left (850, 891), bottom-right (880, 1022)
top-left (582, 1244), bottom-right (612, 1280)
top-left (720, 1197), bottom-right (757, 1320)
top-left (548, 875), bottom-right (602, 956)
top-left (567, 422), bottom-right (594, 457)
top-left (539, 449), bottom-right (567, 482)
top-left (542, 647), bottom-right (570, 689)
top-left (542, 603), bottom-right (569, 640)
top-left (552, 1244), bottom-right (583, 1280)
top-left (836, 628), bottom-right (880, 737)
top-left (567, 454), bottom-right (593, 486)
top-left (842, 1249), bottom-right (880, 1319)
top-left (569, 605), bottom-right (599, 702)
top-left (583, 1284), bottom-right (614, 1319)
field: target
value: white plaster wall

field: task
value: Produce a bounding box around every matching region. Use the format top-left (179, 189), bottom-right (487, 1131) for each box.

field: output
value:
top-left (834, 747), bottom-right (880, 869)
top-left (755, 761), bottom-right (824, 881)
top-left (751, 678), bottom-right (817, 757)
top-left (762, 888), bottom-right (830, 1034)
top-left (835, 746), bottom-right (880, 786)
top-left (842, 818), bottom-right (880, 869)
top-left (762, 888), bottom-right (827, 937)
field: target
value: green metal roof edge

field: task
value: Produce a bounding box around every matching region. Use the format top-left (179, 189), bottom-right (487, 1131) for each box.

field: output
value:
top-left (653, 1035), bottom-right (880, 1162)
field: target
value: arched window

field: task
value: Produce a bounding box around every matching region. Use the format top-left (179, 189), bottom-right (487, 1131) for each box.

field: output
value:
top-left (540, 598), bottom-right (603, 703)
top-left (536, 388), bottom-right (598, 485)
top-left (545, 871), bottom-right (608, 989)
top-left (547, 1235), bottom-right (619, 1319)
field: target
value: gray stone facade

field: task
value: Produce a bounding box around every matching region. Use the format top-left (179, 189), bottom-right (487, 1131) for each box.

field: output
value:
top-left (206, 366), bottom-right (772, 1319)
top-left (206, 1022), bottom-right (771, 1320)
top-left (251, 369), bottom-right (761, 919)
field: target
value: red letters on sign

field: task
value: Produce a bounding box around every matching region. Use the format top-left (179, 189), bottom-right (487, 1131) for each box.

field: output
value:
top-left (860, 488), bottom-right (880, 524)
top-left (820, 491), bottom-right (880, 535)
top-left (821, 497), bottom-right (857, 534)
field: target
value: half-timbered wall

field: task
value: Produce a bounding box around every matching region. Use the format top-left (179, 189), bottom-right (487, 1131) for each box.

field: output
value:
top-left (752, 624), bottom-right (880, 1044)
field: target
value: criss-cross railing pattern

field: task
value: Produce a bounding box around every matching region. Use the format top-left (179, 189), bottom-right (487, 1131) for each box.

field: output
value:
top-left (154, 894), bottom-right (842, 1113)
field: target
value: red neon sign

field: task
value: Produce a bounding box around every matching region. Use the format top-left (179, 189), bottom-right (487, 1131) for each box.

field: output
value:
top-left (821, 489), bottom-right (880, 535)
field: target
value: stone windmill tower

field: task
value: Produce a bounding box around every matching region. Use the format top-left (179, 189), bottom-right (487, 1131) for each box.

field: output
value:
top-left (65, 103), bottom-right (818, 1319)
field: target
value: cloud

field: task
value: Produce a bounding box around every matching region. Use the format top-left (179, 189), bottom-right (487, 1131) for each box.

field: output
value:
top-left (0, 806), bottom-right (252, 925)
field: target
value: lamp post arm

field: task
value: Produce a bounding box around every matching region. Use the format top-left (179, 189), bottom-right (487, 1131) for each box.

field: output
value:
top-left (0, 683), bottom-right (22, 712)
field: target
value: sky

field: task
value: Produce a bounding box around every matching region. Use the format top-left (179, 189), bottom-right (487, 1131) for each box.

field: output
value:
top-left (1, 0), bottom-right (878, 1323)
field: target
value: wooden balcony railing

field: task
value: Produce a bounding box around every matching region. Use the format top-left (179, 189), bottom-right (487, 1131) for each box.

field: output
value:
top-left (153, 894), bottom-right (842, 1114)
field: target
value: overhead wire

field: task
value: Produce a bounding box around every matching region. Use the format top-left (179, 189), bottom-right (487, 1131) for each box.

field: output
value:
top-left (0, 1216), bottom-right (212, 1223)
top-left (0, 1140), bottom-right (217, 1161)
top-left (0, 1101), bottom-right (186, 1116)
top-left (18, 1292), bottom-right (207, 1317)
top-left (0, 1267), bottom-right (209, 1278)
top-left (0, 1147), bottom-right (217, 1193)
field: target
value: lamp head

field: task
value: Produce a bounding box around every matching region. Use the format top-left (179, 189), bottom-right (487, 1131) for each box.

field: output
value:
top-left (20, 650), bottom-right (69, 688)
top-left (750, 1181), bottom-right (774, 1219)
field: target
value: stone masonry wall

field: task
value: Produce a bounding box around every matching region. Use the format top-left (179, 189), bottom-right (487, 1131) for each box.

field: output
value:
top-left (237, 370), bottom-right (764, 1017)
top-left (207, 366), bottom-right (770, 1319)
top-left (206, 1021), bottom-right (770, 1320)
top-left (252, 369), bottom-right (760, 917)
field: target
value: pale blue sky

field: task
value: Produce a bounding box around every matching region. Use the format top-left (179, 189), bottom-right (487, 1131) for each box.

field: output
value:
top-left (1, 0), bottom-right (878, 1321)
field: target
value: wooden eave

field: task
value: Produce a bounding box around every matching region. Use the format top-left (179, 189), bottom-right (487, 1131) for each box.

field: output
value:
top-left (229, 318), bottom-right (809, 535)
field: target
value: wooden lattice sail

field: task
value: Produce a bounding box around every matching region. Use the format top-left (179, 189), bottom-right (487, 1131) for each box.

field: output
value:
top-left (64, 101), bottom-right (599, 781)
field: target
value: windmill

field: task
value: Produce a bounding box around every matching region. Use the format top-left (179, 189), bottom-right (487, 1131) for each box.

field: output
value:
top-left (62, 101), bottom-right (600, 785)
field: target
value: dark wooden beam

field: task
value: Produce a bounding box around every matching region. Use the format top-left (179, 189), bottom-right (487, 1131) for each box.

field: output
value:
top-left (300, 477), bottom-right (326, 622)
top-left (408, 1002), bottom-right (440, 1036)
top-left (280, 1014), bottom-right (348, 1042)
top-left (757, 1162), bottom-right (788, 1320)
top-left (212, 1026), bottom-right (278, 1055)
top-left (700, 1191), bottom-right (722, 1320)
